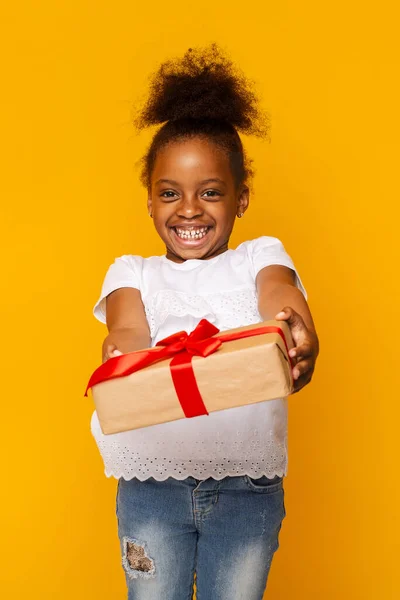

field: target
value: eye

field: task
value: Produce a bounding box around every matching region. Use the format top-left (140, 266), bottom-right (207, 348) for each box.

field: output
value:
top-left (202, 190), bottom-right (222, 199)
top-left (160, 190), bottom-right (178, 200)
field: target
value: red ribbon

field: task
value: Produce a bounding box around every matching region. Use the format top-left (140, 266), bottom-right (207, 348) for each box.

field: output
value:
top-left (85, 319), bottom-right (292, 419)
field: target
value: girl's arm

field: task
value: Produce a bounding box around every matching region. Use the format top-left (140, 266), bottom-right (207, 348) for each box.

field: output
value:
top-left (102, 288), bottom-right (151, 363)
top-left (256, 265), bottom-right (319, 393)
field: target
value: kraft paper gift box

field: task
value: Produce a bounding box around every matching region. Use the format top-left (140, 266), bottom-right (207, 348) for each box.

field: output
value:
top-left (85, 319), bottom-right (295, 435)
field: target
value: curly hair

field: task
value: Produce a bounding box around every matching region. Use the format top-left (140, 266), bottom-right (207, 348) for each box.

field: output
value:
top-left (135, 44), bottom-right (268, 188)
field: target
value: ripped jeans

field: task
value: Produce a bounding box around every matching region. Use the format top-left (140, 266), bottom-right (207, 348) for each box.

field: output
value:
top-left (116, 474), bottom-right (286, 600)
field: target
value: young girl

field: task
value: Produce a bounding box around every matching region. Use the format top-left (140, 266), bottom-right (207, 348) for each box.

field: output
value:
top-left (92, 45), bottom-right (319, 600)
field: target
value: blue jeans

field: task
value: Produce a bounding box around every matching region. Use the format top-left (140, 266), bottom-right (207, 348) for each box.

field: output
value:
top-left (116, 474), bottom-right (286, 599)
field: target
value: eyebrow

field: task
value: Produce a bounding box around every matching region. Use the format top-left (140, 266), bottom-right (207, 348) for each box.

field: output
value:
top-left (200, 178), bottom-right (226, 186)
top-left (155, 178), bottom-right (226, 186)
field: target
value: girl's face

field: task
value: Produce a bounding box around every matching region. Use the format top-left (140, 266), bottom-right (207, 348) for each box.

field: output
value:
top-left (148, 137), bottom-right (249, 263)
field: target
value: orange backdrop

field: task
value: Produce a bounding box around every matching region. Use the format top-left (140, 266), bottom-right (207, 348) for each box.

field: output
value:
top-left (0, 1), bottom-right (398, 598)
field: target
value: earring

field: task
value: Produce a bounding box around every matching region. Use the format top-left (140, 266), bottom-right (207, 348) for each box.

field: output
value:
top-left (149, 213), bottom-right (152, 218)
top-left (238, 212), bottom-right (244, 218)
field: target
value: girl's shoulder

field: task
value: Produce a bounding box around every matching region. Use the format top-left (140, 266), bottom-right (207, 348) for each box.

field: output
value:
top-left (236, 236), bottom-right (286, 254)
top-left (108, 253), bottom-right (162, 271)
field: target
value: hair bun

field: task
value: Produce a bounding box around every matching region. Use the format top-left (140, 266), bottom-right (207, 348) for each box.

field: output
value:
top-left (135, 44), bottom-right (267, 136)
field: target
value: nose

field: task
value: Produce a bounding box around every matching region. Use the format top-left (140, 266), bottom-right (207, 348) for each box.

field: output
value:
top-left (176, 194), bottom-right (204, 219)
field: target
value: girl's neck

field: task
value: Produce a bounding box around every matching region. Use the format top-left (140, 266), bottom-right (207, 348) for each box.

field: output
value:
top-left (165, 241), bottom-right (229, 264)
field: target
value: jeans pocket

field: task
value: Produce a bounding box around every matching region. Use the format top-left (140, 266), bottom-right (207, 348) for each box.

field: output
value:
top-left (244, 474), bottom-right (284, 494)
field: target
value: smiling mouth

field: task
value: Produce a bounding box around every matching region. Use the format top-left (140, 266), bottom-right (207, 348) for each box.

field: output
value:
top-left (172, 226), bottom-right (212, 241)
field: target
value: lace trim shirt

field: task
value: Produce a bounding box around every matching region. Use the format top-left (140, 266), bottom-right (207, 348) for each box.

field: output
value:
top-left (91, 237), bottom-right (307, 481)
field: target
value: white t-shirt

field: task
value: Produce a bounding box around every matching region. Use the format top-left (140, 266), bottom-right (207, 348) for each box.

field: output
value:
top-left (92, 237), bottom-right (306, 481)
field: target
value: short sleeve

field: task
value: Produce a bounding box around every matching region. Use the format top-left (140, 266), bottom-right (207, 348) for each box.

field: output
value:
top-left (249, 236), bottom-right (307, 299)
top-left (93, 255), bottom-right (142, 324)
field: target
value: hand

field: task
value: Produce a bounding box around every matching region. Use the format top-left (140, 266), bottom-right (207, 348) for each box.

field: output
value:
top-left (102, 331), bottom-right (128, 363)
top-left (275, 307), bottom-right (319, 393)
top-left (102, 341), bottom-right (123, 363)
top-left (101, 327), bottom-right (151, 363)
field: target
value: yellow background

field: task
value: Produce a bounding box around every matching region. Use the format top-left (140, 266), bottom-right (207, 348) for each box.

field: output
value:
top-left (1, 1), bottom-right (398, 598)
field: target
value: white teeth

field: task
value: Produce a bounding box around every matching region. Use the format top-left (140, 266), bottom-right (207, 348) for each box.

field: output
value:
top-left (175, 227), bottom-right (209, 240)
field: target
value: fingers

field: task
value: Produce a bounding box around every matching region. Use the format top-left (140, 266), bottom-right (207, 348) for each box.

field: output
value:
top-left (102, 344), bottom-right (123, 363)
top-left (292, 372), bottom-right (312, 393)
top-left (292, 358), bottom-right (313, 381)
top-left (104, 344), bottom-right (117, 361)
top-left (289, 342), bottom-right (313, 361)
top-left (291, 360), bottom-right (314, 393)
top-left (275, 308), bottom-right (318, 394)
top-left (276, 308), bottom-right (319, 358)
top-left (275, 306), bottom-right (305, 330)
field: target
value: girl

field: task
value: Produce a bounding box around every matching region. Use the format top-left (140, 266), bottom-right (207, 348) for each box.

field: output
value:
top-left (92, 45), bottom-right (319, 600)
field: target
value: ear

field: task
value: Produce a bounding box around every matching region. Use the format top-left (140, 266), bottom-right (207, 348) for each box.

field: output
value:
top-left (237, 185), bottom-right (250, 217)
top-left (147, 192), bottom-right (153, 218)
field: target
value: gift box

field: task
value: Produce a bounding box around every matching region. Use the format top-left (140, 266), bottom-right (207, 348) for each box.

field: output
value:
top-left (85, 319), bottom-right (295, 435)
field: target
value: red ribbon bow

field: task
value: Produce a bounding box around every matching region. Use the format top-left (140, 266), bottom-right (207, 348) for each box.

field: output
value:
top-left (85, 319), bottom-right (292, 419)
top-left (156, 319), bottom-right (221, 355)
